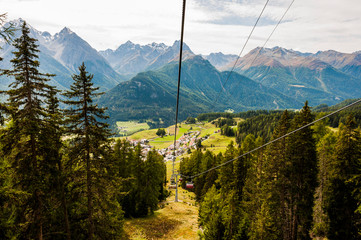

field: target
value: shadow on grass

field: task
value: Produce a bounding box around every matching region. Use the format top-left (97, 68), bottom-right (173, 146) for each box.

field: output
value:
top-left (122, 215), bottom-right (182, 240)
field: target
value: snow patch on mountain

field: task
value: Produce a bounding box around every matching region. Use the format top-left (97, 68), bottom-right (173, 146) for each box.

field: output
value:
top-left (1, 19), bottom-right (124, 91)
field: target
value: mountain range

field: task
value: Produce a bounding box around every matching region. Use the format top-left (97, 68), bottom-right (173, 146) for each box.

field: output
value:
top-left (99, 40), bottom-right (194, 79)
top-left (0, 19), bottom-right (125, 91)
top-left (1, 19), bottom-right (360, 125)
top-left (227, 47), bottom-right (361, 106)
top-left (98, 55), bottom-right (302, 126)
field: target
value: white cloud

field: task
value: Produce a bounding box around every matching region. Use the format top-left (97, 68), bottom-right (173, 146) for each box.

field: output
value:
top-left (1, 0), bottom-right (360, 54)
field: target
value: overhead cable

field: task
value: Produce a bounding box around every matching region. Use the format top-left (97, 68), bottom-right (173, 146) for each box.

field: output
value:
top-left (172, 0), bottom-right (187, 177)
top-left (182, 98), bottom-right (361, 179)
top-left (211, 0), bottom-right (271, 110)
top-left (227, 0), bottom-right (296, 99)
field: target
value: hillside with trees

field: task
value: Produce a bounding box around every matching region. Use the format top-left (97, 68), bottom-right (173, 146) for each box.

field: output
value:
top-left (1, 17), bottom-right (361, 240)
top-left (180, 103), bottom-right (361, 240)
top-left (0, 22), bottom-right (166, 239)
top-left (97, 55), bottom-right (302, 128)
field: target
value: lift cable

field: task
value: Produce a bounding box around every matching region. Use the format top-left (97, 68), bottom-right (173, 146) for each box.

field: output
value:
top-left (180, 0), bottom-right (297, 180)
top-left (227, 0), bottom-right (296, 100)
top-left (249, 0), bottom-right (295, 69)
top-left (181, 98), bottom-right (361, 179)
top-left (172, 0), bottom-right (187, 180)
top-left (211, 0), bottom-right (270, 110)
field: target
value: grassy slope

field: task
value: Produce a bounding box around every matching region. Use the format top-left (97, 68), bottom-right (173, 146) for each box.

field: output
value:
top-left (116, 121), bottom-right (150, 136)
top-left (125, 124), bottom-right (202, 149)
top-left (202, 133), bottom-right (235, 154)
top-left (123, 153), bottom-right (199, 240)
top-left (121, 120), bottom-right (238, 239)
top-left (121, 118), bottom-right (341, 239)
top-left (151, 126), bottom-right (189, 149)
top-left (125, 121), bottom-right (238, 153)
top-left (122, 196), bottom-right (199, 240)
top-left (127, 129), bottom-right (159, 140)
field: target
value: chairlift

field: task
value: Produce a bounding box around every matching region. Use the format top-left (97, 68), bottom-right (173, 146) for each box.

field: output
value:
top-left (169, 176), bottom-right (177, 189)
top-left (186, 181), bottom-right (194, 189)
top-left (169, 180), bottom-right (177, 189)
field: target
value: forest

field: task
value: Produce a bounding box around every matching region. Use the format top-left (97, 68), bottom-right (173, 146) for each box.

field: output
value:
top-left (181, 105), bottom-right (361, 240)
top-left (1, 19), bottom-right (361, 240)
top-left (0, 22), bottom-right (167, 239)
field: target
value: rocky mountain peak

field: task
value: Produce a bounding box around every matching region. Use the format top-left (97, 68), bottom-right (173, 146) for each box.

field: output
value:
top-left (59, 27), bottom-right (74, 35)
top-left (172, 40), bottom-right (192, 52)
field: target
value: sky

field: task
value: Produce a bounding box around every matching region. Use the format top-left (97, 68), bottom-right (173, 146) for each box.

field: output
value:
top-left (1, 0), bottom-right (361, 55)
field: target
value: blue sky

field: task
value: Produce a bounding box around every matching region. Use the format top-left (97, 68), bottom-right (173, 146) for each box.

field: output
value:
top-left (1, 0), bottom-right (360, 55)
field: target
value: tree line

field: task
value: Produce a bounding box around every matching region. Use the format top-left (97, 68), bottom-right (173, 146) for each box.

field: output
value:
top-left (181, 103), bottom-right (361, 240)
top-left (197, 110), bottom-right (284, 122)
top-left (0, 21), bottom-right (166, 239)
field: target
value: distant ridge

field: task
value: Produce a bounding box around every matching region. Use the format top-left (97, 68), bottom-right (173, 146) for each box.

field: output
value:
top-left (99, 40), bottom-right (194, 78)
top-left (1, 19), bottom-right (361, 126)
top-left (209, 46), bottom-right (361, 106)
top-left (0, 19), bottom-right (125, 91)
top-left (98, 55), bottom-right (302, 126)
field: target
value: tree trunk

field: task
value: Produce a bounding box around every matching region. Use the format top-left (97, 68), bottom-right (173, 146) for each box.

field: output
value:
top-left (87, 148), bottom-right (94, 240)
top-left (57, 160), bottom-right (71, 240)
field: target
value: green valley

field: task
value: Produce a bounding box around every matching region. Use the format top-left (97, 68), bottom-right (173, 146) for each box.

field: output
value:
top-left (99, 55), bottom-right (302, 128)
top-left (1, 6), bottom-right (361, 240)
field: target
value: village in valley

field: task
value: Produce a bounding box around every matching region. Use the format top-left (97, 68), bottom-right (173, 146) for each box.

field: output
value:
top-left (127, 129), bottom-right (209, 161)
top-left (115, 117), bottom-right (229, 162)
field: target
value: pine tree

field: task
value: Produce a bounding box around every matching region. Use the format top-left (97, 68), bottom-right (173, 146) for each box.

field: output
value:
top-left (132, 144), bottom-right (147, 217)
top-left (41, 87), bottom-right (71, 239)
top-left (265, 110), bottom-right (291, 239)
top-left (142, 149), bottom-right (167, 214)
top-left (244, 136), bottom-right (280, 240)
top-left (311, 131), bottom-right (336, 239)
top-left (200, 150), bottom-right (217, 199)
top-left (324, 115), bottom-right (361, 240)
top-left (0, 21), bottom-right (56, 239)
top-left (63, 62), bottom-right (123, 239)
top-left (218, 142), bottom-right (236, 195)
top-left (194, 151), bottom-right (212, 200)
top-left (114, 143), bottom-right (166, 218)
top-left (285, 102), bottom-right (317, 240)
top-left (112, 139), bottom-right (135, 217)
top-left (199, 186), bottom-right (225, 240)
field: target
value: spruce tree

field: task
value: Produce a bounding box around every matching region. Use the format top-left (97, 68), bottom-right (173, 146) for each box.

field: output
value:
top-left (324, 115), bottom-right (361, 240)
top-left (63, 62), bottom-right (123, 239)
top-left (285, 102), bottom-right (317, 240)
top-left (311, 131), bottom-right (336, 239)
top-left (142, 149), bottom-right (167, 214)
top-left (199, 150), bottom-right (217, 199)
top-left (0, 21), bottom-right (56, 239)
top-left (244, 136), bottom-right (280, 240)
top-left (132, 144), bottom-right (147, 217)
top-left (41, 87), bottom-right (71, 239)
top-left (265, 110), bottom-right (291, 239)
top-left (199, 186), bottom-right (225, 240)
top-left (112, 139), bottom-right (132, 217)
top-left (218, 142), bottom-right (236, 195)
